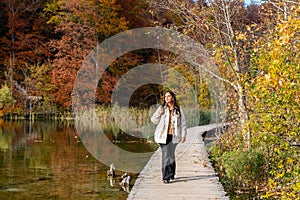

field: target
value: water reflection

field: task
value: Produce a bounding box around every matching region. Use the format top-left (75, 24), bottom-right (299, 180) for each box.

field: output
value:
top-left (0, 120), bottom-right (157, 200)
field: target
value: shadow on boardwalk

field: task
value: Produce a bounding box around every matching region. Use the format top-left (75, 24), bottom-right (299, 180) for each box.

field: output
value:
top-left (170, 174), bottom-right (217, 183)
top-left (127, 124), bottom-right (229, 200)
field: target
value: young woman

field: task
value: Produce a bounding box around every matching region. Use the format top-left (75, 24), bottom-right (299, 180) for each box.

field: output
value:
top-left (151, 91), bottom-right (187, 183)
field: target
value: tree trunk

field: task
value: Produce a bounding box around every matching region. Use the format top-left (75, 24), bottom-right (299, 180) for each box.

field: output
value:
top-left (237, 82), bottom-right (250, 149)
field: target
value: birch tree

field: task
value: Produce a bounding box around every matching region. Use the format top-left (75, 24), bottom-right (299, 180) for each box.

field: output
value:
top-left (148, 0), bottom-right (262, 148)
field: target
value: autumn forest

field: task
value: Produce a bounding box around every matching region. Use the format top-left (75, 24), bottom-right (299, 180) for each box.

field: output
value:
top-left (0, 0), bottom-right (299, 199)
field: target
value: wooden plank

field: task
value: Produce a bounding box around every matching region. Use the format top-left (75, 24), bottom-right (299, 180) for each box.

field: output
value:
top-left (127, 124), bottom-right (229, 200)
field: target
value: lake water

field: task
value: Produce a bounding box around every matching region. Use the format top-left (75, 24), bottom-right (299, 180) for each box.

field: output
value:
top-left (0, 120), bottom-right (158, 200)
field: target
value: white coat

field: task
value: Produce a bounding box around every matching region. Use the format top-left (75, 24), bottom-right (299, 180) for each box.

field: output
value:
top-left (151, 105), bottom-right (187, 144)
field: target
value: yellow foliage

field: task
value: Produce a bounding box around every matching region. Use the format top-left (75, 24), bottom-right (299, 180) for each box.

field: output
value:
top-left (236, 32), bottom-right (247, 41)
top-left (248, 12), bottom-right (300, 200)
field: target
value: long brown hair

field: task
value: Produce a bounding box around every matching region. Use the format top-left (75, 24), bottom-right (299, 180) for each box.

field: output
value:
top-left (162, 90), bottom-right (181, 116)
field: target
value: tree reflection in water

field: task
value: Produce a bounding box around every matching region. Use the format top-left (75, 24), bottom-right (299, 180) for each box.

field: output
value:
top-left (0, 120), bottom-right (157, 200)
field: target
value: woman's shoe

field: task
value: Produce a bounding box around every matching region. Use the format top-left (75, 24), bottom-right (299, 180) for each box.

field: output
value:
top-left (163, 180), bottom-right (170, 184)
top-left (170, 176), bottom-right (175, 180)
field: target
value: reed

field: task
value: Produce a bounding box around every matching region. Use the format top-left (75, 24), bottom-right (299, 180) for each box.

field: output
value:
top-left (2, 106), bottom-right (213, 131)
top-left (76, 105), bottom-right (212, 141)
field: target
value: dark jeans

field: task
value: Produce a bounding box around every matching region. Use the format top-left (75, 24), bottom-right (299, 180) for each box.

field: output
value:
top-left (159, 134), bottom-right (177, 181)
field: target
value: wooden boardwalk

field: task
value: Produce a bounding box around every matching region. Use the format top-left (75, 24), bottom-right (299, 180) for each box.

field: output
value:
top-left (127, 124), bottom-right (229, 200)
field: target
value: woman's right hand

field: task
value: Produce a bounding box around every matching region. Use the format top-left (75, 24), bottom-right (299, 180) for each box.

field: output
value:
top-left (158, 106), bottom-right (165, 116)
top-left (180, 137), bottom-right (186, 143)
